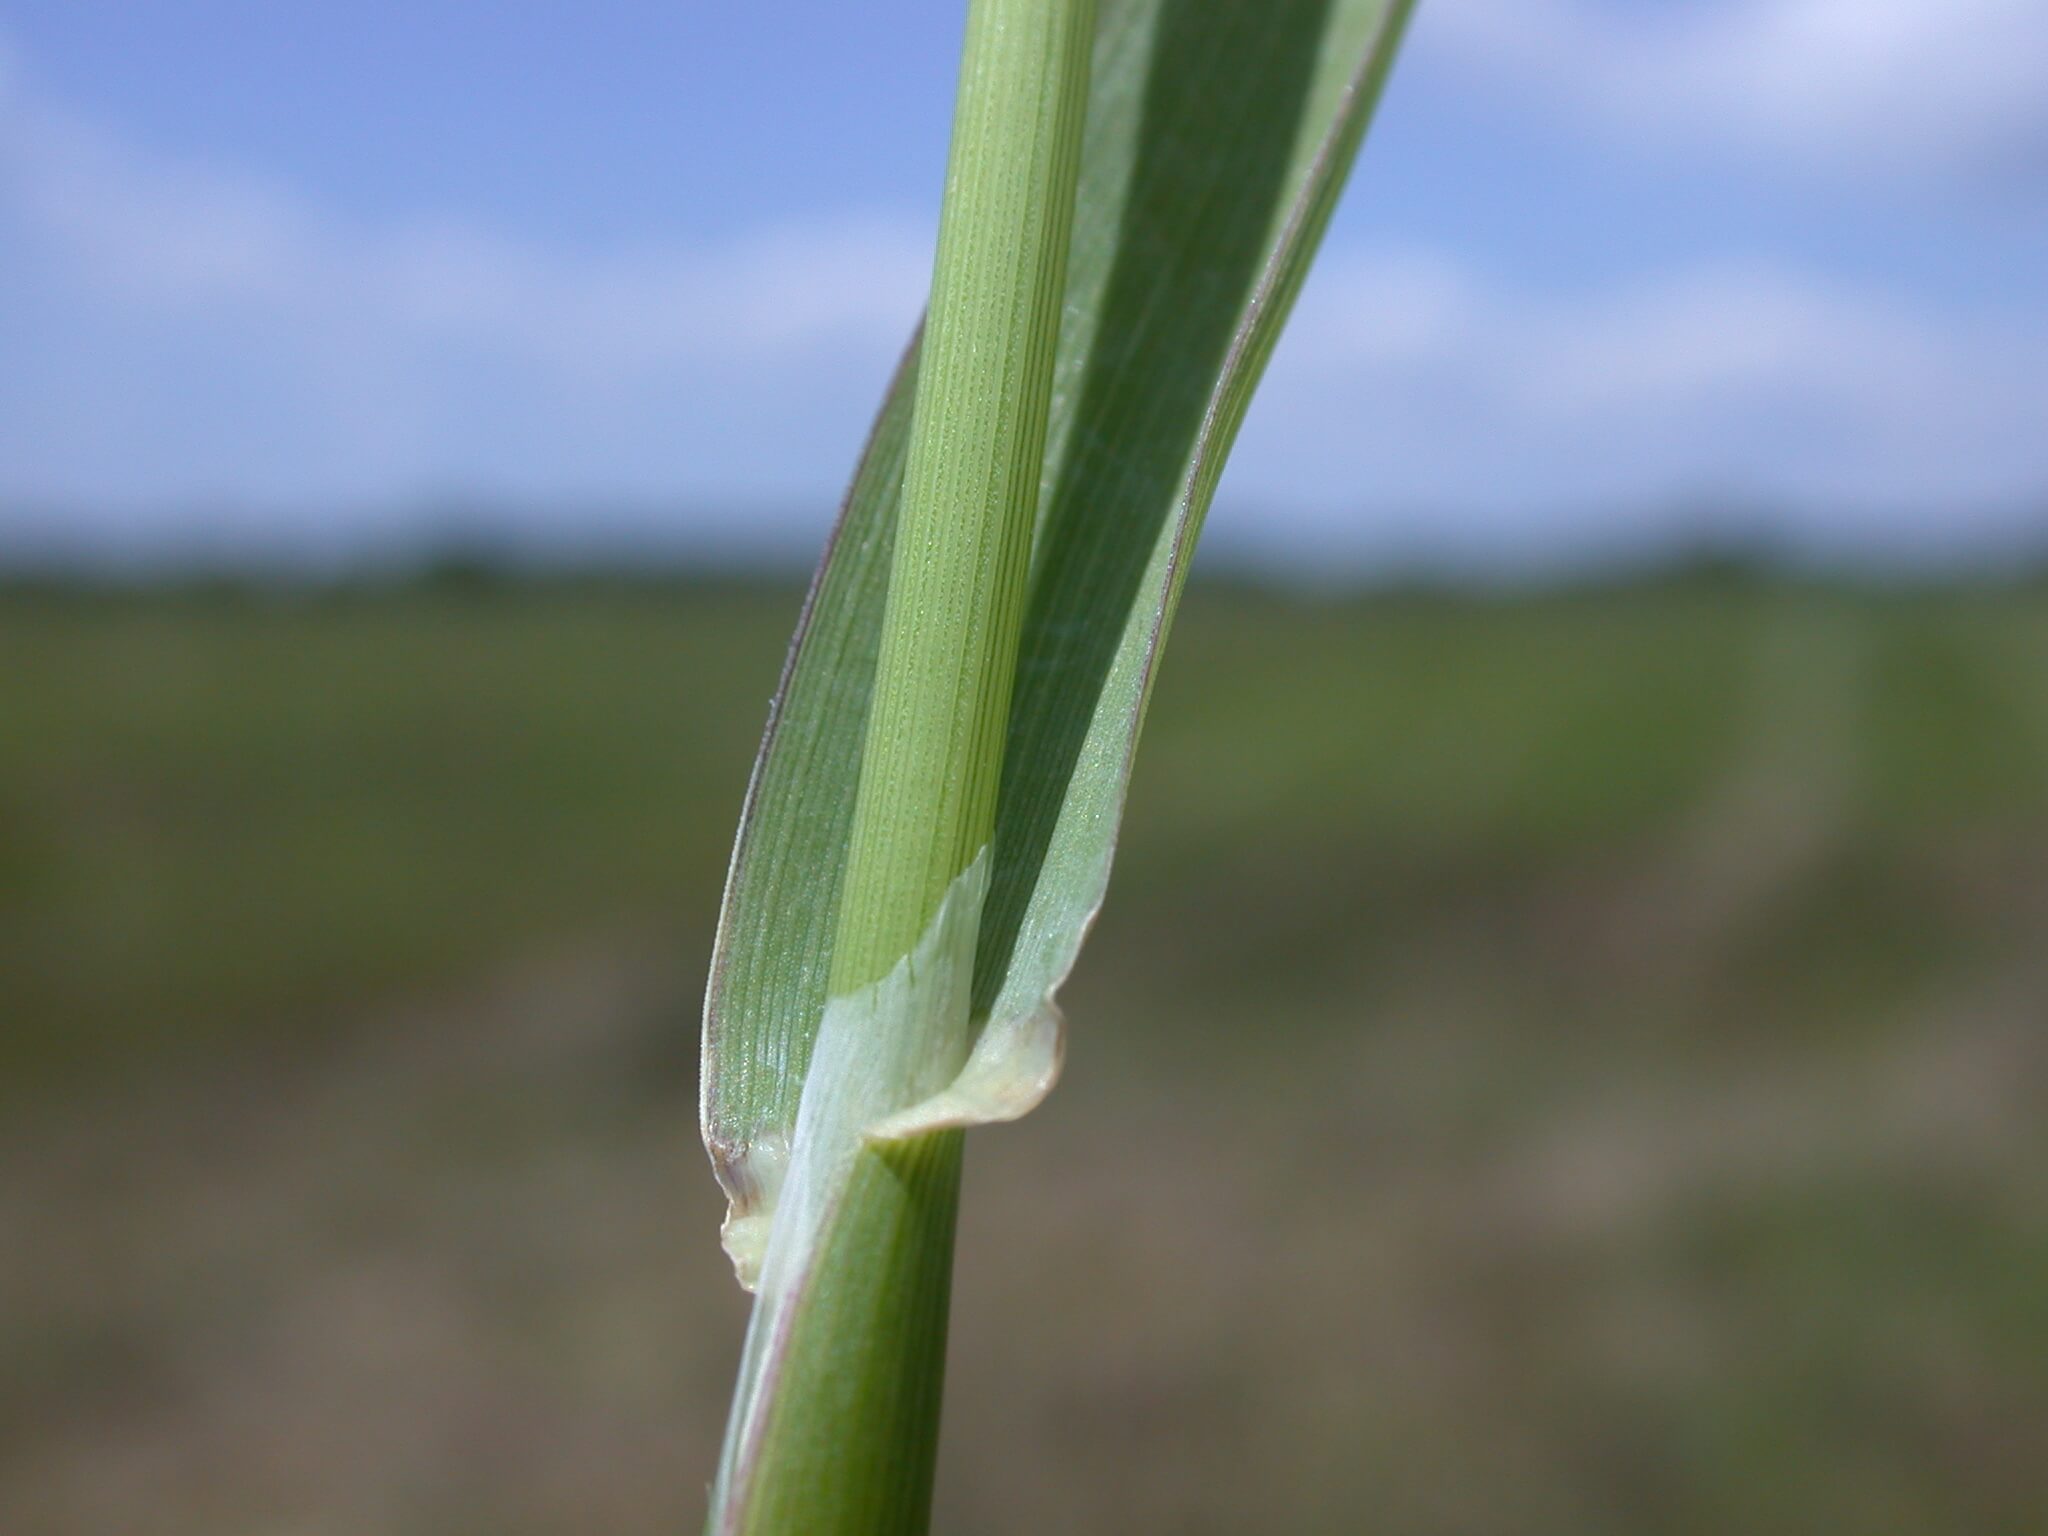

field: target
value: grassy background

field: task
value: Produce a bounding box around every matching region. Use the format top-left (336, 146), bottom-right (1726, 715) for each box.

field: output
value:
top-left (3, 575), bottom-right (2044, 1533)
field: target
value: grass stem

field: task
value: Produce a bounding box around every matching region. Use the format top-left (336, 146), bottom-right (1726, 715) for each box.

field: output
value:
top-left (705, 2), bottom-right (1093, 1529)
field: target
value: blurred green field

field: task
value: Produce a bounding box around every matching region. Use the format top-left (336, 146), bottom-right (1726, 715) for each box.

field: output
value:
top-left (2, 578), bottom-right (2045, 1534)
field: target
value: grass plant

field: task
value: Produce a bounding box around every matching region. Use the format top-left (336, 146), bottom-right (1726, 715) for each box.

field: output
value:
top-left (701, 1), bottom-right (1417, 1529)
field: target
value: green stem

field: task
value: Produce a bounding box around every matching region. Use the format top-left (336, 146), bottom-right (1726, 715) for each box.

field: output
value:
top-left (833, 0), bottom-right (1094, 992)
top-left (706, 1), bottom-right (1093, 1531)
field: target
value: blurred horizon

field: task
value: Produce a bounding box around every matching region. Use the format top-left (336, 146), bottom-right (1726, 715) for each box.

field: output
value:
top-left (7, 491), bottom-right (2048, 588)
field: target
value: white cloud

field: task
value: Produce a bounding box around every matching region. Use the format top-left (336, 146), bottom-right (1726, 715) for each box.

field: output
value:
top-left (1227, 245), bottom-right (2048, 564)
top-left (1420, 0), bottom-right (2048, 179)
top-left (0, 29), bottom-right (934, 527)
top-left (1278, 245), bottom-right (2040, 455)
top-left (0, 51), bottom-right (932, 377)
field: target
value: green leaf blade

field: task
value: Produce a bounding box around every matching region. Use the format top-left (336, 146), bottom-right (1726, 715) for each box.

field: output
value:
top-left (706, 0), bottom-right (1416, 1224)
top-left (699, 339), bottom-right (914, 1237)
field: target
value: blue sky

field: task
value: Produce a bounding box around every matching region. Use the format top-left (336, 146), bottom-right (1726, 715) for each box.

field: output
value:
top-left (2, 1), bottom-right (2044, 573)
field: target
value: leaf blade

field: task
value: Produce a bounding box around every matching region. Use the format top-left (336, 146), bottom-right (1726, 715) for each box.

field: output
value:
top-left (704, 0), bottom-right (1418, 1261)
